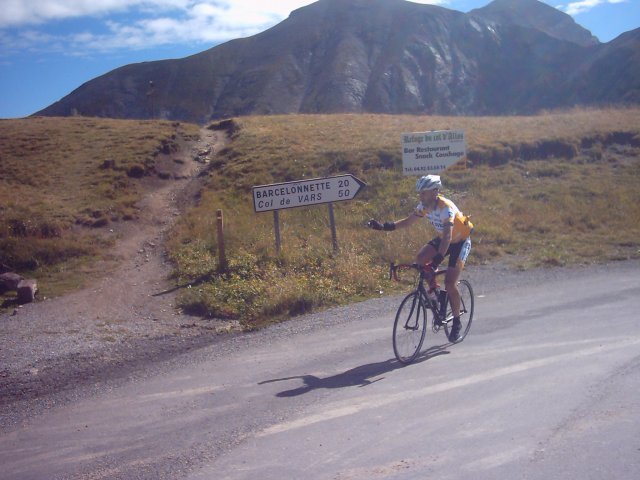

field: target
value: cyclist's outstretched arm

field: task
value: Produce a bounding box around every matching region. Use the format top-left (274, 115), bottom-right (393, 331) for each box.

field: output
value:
top-left (368, 213), bottom-right (419, 231)
top-left (393, 213), bottom-right (421, 230)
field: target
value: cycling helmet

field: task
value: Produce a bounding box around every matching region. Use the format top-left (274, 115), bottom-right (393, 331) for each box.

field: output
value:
top-left (415, 175), bottom-right (442, 192)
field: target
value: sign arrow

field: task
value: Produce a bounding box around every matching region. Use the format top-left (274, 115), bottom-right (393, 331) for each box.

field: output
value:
top-left (252, 174), bottom-right (366, 213)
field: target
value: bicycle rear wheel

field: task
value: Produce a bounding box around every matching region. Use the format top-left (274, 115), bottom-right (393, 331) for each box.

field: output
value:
top-left (444, 279), bottom-right (474, 343)
top-left (393, 291), bottom-right (428, 364)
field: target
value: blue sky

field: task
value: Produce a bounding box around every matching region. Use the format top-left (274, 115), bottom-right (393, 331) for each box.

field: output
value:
top-left (1, 0), bottom-right (638, 119)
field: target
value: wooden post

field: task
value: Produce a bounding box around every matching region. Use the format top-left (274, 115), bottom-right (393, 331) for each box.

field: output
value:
top-left (216, 209), bottom-right (228, 272)
top-left (273, 210), bottom-right (282, 254)
top-left (328, 203), bottom-right (338, 253)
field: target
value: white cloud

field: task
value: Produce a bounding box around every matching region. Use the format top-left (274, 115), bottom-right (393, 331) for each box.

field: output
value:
top-left (0, 1), bottom-right (312, 28)
top-left (0, 0), bottom-right (447, 55)
top-left (0, 1), bottom-right (189, 26)
top-left (560, 0), bottom-right (627, 16)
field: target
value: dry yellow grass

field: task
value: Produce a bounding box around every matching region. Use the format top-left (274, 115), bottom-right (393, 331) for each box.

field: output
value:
top-left (1, 110), bottom-right (639, 324)
top-left (0, 116), bottom-right (199, 290)
top-left (167, 108), bottom-right (640, 327)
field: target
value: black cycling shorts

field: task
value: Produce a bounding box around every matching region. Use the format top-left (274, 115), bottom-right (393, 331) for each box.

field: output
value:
top-left (428, 236), bottom-right (472, 268)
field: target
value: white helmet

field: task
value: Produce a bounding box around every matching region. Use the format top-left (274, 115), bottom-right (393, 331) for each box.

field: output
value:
top-left (415, 175), bottom-right (442, 192)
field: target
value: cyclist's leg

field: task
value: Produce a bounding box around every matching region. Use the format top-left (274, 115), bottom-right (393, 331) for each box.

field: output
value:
top-left (445, 266), bottom-right (462, 319)
top-left (416, 237), bottom-right (440, 265)
top-left (445, 237), bottom-right (471, 320)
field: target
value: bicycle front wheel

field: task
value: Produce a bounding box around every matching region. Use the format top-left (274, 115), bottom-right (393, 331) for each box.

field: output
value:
top-left (393, 291), bottom-right (428, 364)
top-left (444, 279), bottom-right (474, 343)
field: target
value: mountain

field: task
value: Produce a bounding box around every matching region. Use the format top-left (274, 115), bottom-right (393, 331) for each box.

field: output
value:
top-left (563, 28), bottom-right (640, 105)
top-left (469, 0), bottom-right (599, 47)
top-left (36, 0), bottom-right (638, 123)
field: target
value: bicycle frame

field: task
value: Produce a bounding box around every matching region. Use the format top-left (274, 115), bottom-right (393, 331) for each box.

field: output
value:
top-left (390, 263), bottom-right (448, 329)
top-left (390, 262), bottom-right (474, 363)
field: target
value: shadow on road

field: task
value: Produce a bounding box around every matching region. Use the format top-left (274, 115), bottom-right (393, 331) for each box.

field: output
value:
top-left (259, 344), bottom-right (451, 397)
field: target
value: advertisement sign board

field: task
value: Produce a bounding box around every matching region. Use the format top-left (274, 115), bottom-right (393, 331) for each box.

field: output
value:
top-left (402, 130), bottom-right (466, 175)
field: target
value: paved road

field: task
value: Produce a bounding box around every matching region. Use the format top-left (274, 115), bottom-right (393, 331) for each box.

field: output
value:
top-left (1, 263), bottom-right (639, 479)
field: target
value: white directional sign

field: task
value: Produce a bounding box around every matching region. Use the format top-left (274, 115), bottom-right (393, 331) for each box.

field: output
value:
top-left (402, 129), bottom-right (466, 176)
top-left (252, 174), bottom-right (366, 213)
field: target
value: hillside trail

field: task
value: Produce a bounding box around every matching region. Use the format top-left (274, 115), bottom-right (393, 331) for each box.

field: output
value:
top-left (0, 126), bottom-right (235, 418)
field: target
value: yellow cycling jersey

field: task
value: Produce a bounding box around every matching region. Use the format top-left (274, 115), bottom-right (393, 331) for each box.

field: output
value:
top-left (414, 195), bottom-right (473, 243)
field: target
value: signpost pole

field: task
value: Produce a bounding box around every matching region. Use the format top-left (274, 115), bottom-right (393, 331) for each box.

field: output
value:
top-left (216, 209), bottom-right (228, 272)
top-left (273, 210), bottom-right (282, 254)
top-left (328, 203), bottom-right (338, 253)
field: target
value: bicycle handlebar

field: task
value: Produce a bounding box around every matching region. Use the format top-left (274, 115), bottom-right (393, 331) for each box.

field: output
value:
top-left (389, 262), bottom-right (441, 282)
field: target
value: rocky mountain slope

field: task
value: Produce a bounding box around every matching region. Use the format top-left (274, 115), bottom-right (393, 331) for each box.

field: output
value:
top-left (469, 0), bottom-right (598, 46)
top-left (36, 0), bottom-right (639, 123)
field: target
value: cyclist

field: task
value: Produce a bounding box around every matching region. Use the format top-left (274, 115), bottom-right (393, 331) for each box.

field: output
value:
top-left (367, 174), bottom-right (473, 342)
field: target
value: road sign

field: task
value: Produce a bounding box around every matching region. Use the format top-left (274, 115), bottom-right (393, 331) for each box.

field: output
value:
top-left (252, 174), bottom-right (366, 213)
top-left (402, 129), bottom-right (466, 175)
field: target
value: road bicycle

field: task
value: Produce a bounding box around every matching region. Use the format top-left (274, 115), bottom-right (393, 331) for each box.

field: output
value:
top-left (389, 263), bottom-right (474, 364)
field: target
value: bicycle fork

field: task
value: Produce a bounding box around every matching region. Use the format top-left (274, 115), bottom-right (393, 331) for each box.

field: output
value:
top-left (403, 294), bottom-right (423, 331)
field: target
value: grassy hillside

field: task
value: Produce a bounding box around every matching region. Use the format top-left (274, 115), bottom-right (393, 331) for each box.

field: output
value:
top-left (0, 117), bottom-right (200, 295)
top-left (166, 108), bottom-right (640, 327)
top-left (1, 110), bottom-right (639, 326)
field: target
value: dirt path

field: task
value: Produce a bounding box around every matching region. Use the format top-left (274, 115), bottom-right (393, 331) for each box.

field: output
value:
top-left (0, 126), bottom-right (233, 423)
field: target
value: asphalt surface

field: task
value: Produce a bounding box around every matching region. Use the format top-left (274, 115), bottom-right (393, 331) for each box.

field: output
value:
top-left (1, 261), bottom-right (639, 479)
